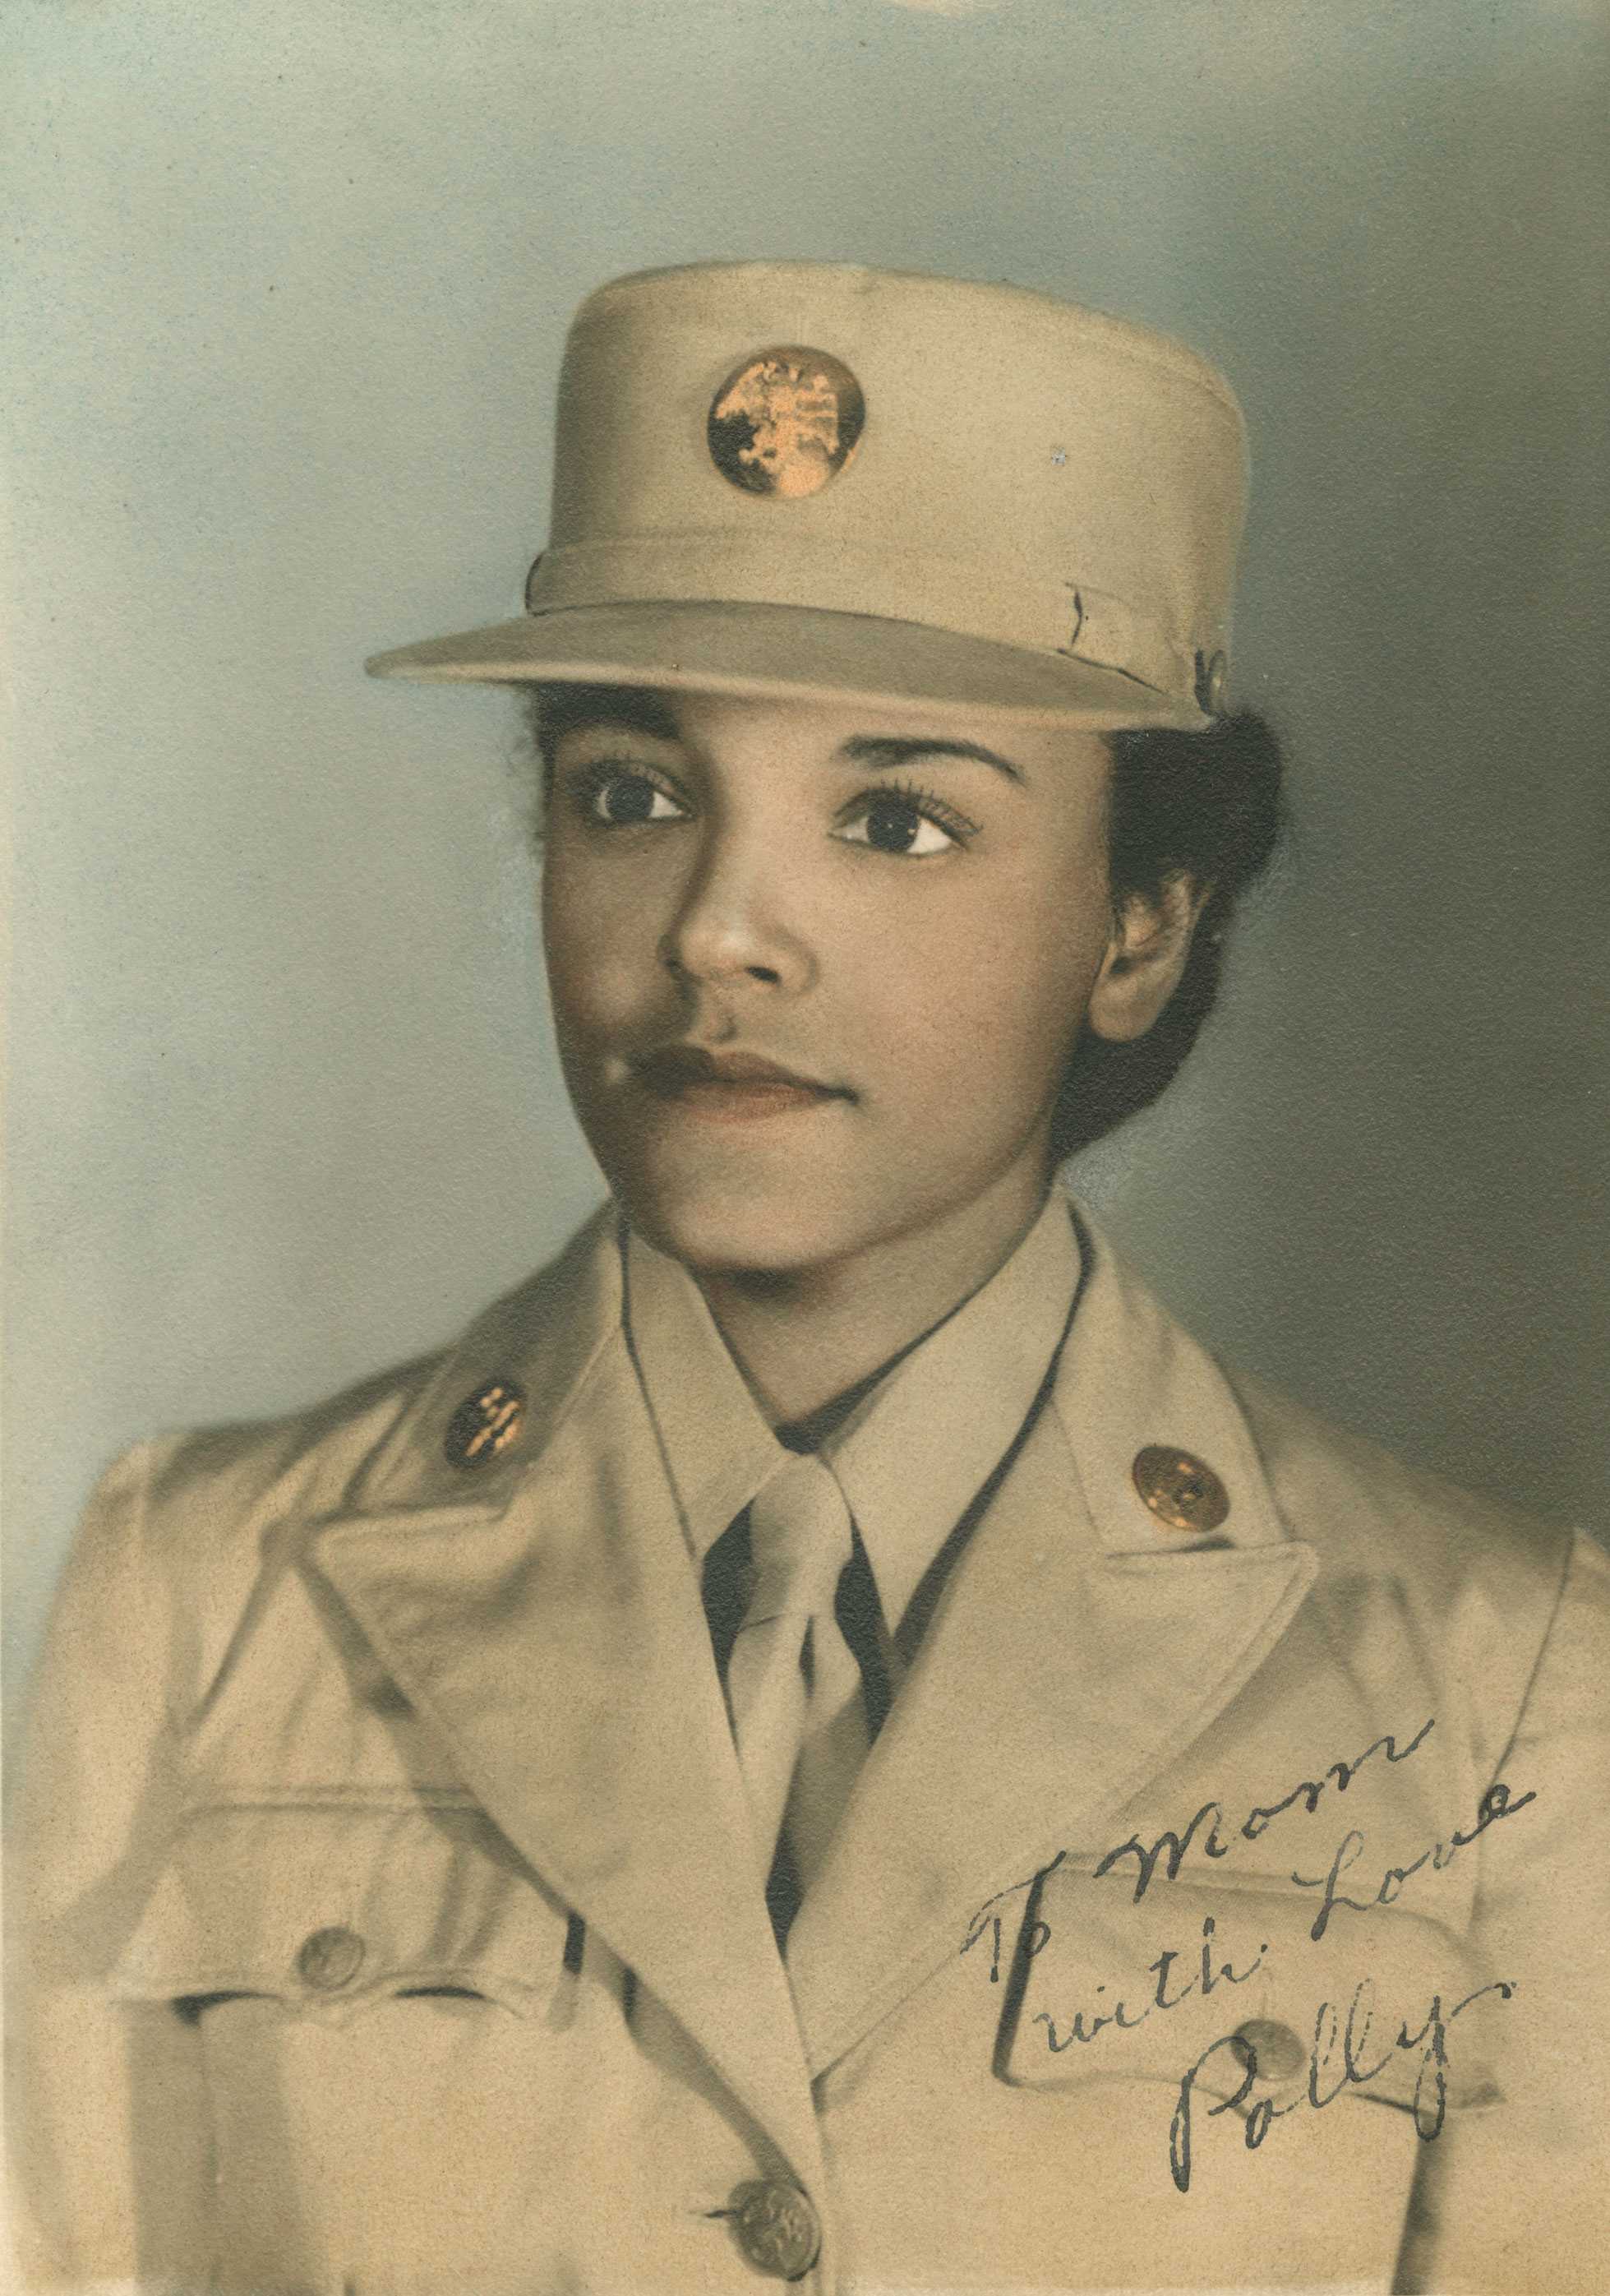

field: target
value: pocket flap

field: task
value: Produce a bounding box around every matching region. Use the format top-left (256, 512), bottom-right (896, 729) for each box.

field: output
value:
top-left (111, 1798), bottom-right (569, 2022)
top-left (994, 1864), bottom-right (1507, 2122)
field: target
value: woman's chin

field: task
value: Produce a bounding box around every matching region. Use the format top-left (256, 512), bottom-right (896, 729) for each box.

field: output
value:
top-left (614, 1185), bottom-right (846, 1279)
top-left (602, 1152), bottom-right (885, 1281)
top-left (597, 1124), bottom-right (1047, 1290)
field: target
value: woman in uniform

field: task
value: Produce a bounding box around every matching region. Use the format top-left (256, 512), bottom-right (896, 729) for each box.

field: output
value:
top-left (10, 261), bottom-right (1608, 2294)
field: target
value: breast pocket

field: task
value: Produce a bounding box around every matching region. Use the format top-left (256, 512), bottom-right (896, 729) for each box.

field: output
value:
top-left (110, 1795), bottom-right (574, 2026)
top-left (1003, 1864), bottom-right (1506, 2100)
top-left (108, 1796), bottom-right (593, 2287)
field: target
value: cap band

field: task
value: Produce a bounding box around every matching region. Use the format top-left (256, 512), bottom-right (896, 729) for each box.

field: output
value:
top-left (526, 538), bottom-right (1192, 700)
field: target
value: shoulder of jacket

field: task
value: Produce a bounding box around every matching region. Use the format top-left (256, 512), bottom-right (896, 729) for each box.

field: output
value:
top-left (139, 1345), bottom-right (445, 1529)
top-left (45, 1349), bottom-right (447, 1721)
top-left (131, 1203), bottom-right (620, 1568)
top-left (72, 1212), bottom-right (622, 1713)
top-left (1060, 1203), bottom-right (1585, 1625)
top-left (1226, 1361), bottom-right (1580, 1611)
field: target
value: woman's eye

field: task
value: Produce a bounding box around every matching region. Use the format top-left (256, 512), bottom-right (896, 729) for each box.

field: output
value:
top-left (834, 792), bottom-right (966, 858)
top-left (585, 769), bottom-right (686, 826)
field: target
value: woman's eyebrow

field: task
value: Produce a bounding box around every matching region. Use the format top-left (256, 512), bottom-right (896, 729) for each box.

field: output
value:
top-left (542, 687), bottom-right (683, 746)
top-left (838, 734), bottom-right (1026, 783)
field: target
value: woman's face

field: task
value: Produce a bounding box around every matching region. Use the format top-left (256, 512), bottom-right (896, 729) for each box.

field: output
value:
top-left (541, 686), bottom-right (1182, 1279)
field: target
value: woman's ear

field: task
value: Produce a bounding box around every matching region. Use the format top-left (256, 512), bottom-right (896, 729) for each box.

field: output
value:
top-left (1086, 875), bottom-right (1211, 1043)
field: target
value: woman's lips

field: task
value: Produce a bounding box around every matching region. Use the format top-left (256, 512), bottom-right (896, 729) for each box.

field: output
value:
top-left (630, 1046), bottom-right (851, 1121)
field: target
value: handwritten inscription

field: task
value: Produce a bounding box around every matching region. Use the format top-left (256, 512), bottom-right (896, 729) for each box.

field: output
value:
top-left (1033, 1916), bottom-right (1266, 2053)
top-left (959, 1716), bottom-right (1445, 1977)
top-left (1168, 1975), bottom-right (1516, 2192)
top-left (1290, 1783), bottom-right (1537, 1941)
top-left (1094, 1718), bottom-right (1436, 1905)
top-left (961, 1718), bottom-right (1538, 2192)
top-left (962, 1856), bottom-right (1060, 1984)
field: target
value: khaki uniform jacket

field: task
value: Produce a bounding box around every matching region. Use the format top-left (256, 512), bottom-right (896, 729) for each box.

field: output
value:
top-left (9, 1198), bottom-right (1610, 2294)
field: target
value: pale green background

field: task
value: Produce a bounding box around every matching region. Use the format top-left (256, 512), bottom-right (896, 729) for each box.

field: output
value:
top-left (6, 0), bottom-right (1608, 1735)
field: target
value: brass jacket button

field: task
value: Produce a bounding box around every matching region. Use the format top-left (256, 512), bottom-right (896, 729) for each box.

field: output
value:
top-left (444, 1377), bottom-right (527, 1469)
top-left (1132, 1445), bottom-right (1230, 1534)
top-left (1229, 2018), bottom-right (1306, 2081)
top-left (296, 1925), bottom-right (366, 1992)
top-left (729, 2179), bottom-right (821, 2280)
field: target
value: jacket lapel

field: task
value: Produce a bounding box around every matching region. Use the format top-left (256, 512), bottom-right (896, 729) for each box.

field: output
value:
top-left (310, 1213), bottom-right (824, 2190)
top-left (787, 1216), bottom-right (1318, 2077)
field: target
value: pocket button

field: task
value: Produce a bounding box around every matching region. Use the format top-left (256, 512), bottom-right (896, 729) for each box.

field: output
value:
top-left (1229, 2017), bottom-right (1305, 2081)
top-left (296, 1925), bottom-right (366, 1992)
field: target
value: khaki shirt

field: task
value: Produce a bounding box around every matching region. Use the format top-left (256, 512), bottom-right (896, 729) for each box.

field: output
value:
top-left (625, 1186), bottom-right (1080, 1672)
top-left (9, 1190), bottom-right (1610, 2293)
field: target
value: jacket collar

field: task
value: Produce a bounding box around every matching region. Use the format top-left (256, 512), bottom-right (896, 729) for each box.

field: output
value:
top-left (310, 1192), bottom-right (1315, 2124)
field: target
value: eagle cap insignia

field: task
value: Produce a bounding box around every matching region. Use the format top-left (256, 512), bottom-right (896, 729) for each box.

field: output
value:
top-left (708, 344), bottom-right (865, 499)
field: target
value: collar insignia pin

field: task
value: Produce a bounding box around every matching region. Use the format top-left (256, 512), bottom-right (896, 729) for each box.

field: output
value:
top-left (1133, 1444), bottom-right (1230, 1535)
top-left (445, 1377), bottom-right (527, 1470)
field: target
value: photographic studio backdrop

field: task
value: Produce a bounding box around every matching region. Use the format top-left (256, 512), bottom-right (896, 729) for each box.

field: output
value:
top-left (7, 0), bottom-right (1608, 1732)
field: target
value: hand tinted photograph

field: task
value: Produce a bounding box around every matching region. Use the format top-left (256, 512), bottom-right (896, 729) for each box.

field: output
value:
top-left (6, 5), bottom-right (1607, 2291)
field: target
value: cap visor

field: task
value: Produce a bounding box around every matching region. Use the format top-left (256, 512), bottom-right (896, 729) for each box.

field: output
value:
top-left (364, 602), bottom-right (1204, 731)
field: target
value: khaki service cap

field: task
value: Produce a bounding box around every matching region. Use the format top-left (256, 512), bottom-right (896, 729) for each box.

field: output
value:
top-left (367, 261), bottom-right (1248, 730)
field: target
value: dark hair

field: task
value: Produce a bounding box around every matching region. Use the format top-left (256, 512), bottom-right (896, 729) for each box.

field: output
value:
top-left (518, 689), bottom-right (1285, 1160)
top-left (1054, 709), bottom-right (1285, 1159)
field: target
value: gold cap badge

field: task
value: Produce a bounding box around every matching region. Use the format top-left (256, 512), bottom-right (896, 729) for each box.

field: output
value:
top-left (708, 344), bottom-right (865, 499)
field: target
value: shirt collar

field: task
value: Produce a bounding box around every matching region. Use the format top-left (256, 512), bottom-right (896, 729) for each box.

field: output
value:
top-left (823, 1190), bottom-right (1081, 1636)
top-left (621, 1219), bottom-right (785, 1563)
top-left (623, 1190), bottom-right (1082, 1634)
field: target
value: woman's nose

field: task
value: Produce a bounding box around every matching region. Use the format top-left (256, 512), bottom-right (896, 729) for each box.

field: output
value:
top-left (659, 825), bottom-right (814, 995)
